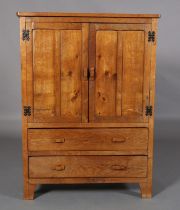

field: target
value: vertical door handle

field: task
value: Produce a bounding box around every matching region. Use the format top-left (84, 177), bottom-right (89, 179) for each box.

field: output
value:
top-left (83, 67), bottom-right (88, 80)
top-left (89, 67), bottom-right (95, 80)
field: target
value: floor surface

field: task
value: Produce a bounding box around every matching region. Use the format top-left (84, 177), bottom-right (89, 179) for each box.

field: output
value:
top-left (0, 119), bottom-right (180, 210)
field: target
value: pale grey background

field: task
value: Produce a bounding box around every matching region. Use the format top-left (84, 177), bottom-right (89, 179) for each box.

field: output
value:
top-left (0, 0), bottom-right (180, 209)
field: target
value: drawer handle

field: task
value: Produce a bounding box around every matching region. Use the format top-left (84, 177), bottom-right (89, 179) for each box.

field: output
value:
top-left (55, 138), bottom-right (65, 143)
top-left (112, 137), bottom-right (126, 143)
top-left (53, 165), bottom-right (65, 171)
top-left (111, 165), bottom-right (127, 171)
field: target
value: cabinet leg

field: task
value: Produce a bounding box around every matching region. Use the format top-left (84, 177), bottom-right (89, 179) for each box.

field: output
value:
top-left (24, 182), bottom-right (36, 200)
top-left (139, 182), bottom-right (152, 198)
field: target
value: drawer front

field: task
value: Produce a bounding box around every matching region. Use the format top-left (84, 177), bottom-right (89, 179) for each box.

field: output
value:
top-left (29, 156), bottom-right (147, 178)
top-left (28, 128), bottom-right (148, 151)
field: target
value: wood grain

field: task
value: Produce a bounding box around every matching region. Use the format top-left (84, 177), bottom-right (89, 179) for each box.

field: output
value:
top-left (26, 23), bottom-right (88, 123)
top-left (29, 177), bottom-right (148, 184)
top-left (95, 31), bottom-right (117, 117)
top-left (27, 122), bottom-right (149, 128)
top-left (116, 32), bottom-right (123, 116)
top-left (61, 30), bottom-right (82, 119)
top-left (26, 17), bottom-right (153, 24)
top-left (18, 13), bottom-right (160, 199)
top-left (122, 31), bottom-right (144, 117)
top-left (29, 150), bottom-right (148, 156)
top-left (33, 30), bottom-right (58, 119)
top-left (29, 156), bottom-right (147, 178)
top-left (28, 128), bottom-right (148, 152)
top-left (89, 25), bottom-right (148, 123)
top-left (81, 23), bottom-right (89, 122)
top-left (20, 18), bottom-right (38, 200)
top-left (20, 16), bottom-right (29, 200)
top-left (146, 18), bottom-right (159, 199)
top-left (17, 12), bottom-right (160, 18)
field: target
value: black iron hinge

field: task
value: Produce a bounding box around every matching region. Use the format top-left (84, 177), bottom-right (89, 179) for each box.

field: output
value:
top-left (145, 105), bottom-right (152, 116)
top-left (148, 31), bottom-right (155, 42)
top-left (24, 106), bottom-right (31, 116)
top-left (22, 29), bottom-right (30, 41)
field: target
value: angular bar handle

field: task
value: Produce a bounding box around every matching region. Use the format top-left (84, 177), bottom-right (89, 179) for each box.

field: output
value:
top-left (55, 138), bottom-right (65, 143)
top-left (53, 165), bottom-right (65, 171)
top-left (112, 137), bottom-right (126, 143)
top-left (111, 165), bottom-right (127, 171)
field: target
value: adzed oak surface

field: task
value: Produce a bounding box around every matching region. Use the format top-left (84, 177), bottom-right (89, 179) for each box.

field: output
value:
top-left (18, 12), bottom-right (159, 199)
top-left (17, 12), bottom-right (160, 18)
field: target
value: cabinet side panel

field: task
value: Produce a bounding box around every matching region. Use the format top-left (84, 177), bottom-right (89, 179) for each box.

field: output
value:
top-left (147, 19), bottom-right (158, 194)
top-left (20, 17), bottom-right (29, 198)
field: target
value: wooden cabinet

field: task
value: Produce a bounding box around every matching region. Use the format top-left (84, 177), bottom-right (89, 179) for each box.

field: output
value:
top-left (17, 12), bottom-right (160, 199)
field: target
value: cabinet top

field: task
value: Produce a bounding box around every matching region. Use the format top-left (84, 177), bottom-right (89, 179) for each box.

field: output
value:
top-left (16, 12), bottom-right (160, 18)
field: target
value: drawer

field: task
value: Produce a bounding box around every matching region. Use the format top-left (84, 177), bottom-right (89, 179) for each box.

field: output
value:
top-left (28, 128), bottom-right (148, 151)
top-left (29, 156), bottom-right (147, 178)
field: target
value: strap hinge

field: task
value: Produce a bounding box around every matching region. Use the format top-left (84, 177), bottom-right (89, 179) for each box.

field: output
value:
top-left (22, 29), bottom-right (30, 41)
top-left (145, 105), bottom-right (152, 116)
top-left (148, 31), bottom-right (155, 42)
top-left (24, 106), bottom-right (31, 116)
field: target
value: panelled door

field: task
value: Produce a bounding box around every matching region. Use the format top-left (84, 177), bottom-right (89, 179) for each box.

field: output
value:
top-left (26, 22), bottom-right (89, 123)
top-left (89, 23), bottom-right (151, 123)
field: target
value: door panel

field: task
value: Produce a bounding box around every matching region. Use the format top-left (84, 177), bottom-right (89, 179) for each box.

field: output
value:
top-left (95, 31), bottom-right (117, 117)
top-left (89, 24), bottom-right (151, 123)
top-left (33, 30), bottom-right (60, 120)
top-left (60, 30), bottom-right (82, 118)
top-left (26, 22), bottom-right (88, 123)
top-left (122, 31), bottom-right (144, 117)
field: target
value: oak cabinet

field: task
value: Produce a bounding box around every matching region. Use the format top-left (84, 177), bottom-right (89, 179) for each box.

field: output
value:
top-left (17, 12), bottom-right (160, 199)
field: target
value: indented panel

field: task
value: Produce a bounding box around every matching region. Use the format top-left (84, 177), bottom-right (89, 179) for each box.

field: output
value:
top-left (61, 30), bottom-right (82, 119)
top-left (95, 31), bottom-right (117, 117)
top-left (122, 31), bottom-right (144, 116)
top-left (33, 30), bottom-right (59, 119)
